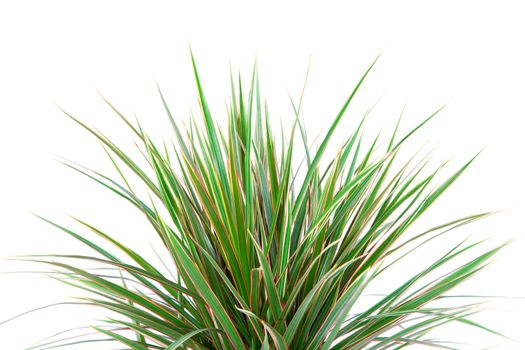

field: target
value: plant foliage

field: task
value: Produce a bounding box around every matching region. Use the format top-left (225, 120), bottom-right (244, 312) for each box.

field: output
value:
top-left (18, 56), bottom-right (504, 349)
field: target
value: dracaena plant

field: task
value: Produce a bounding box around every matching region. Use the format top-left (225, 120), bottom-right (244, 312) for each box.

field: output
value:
top-left (14, 55), bottom-right (505, 349)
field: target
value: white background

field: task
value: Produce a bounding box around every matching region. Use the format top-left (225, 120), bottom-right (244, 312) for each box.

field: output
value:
top-left (1, 1), bottom-right (524, 349)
